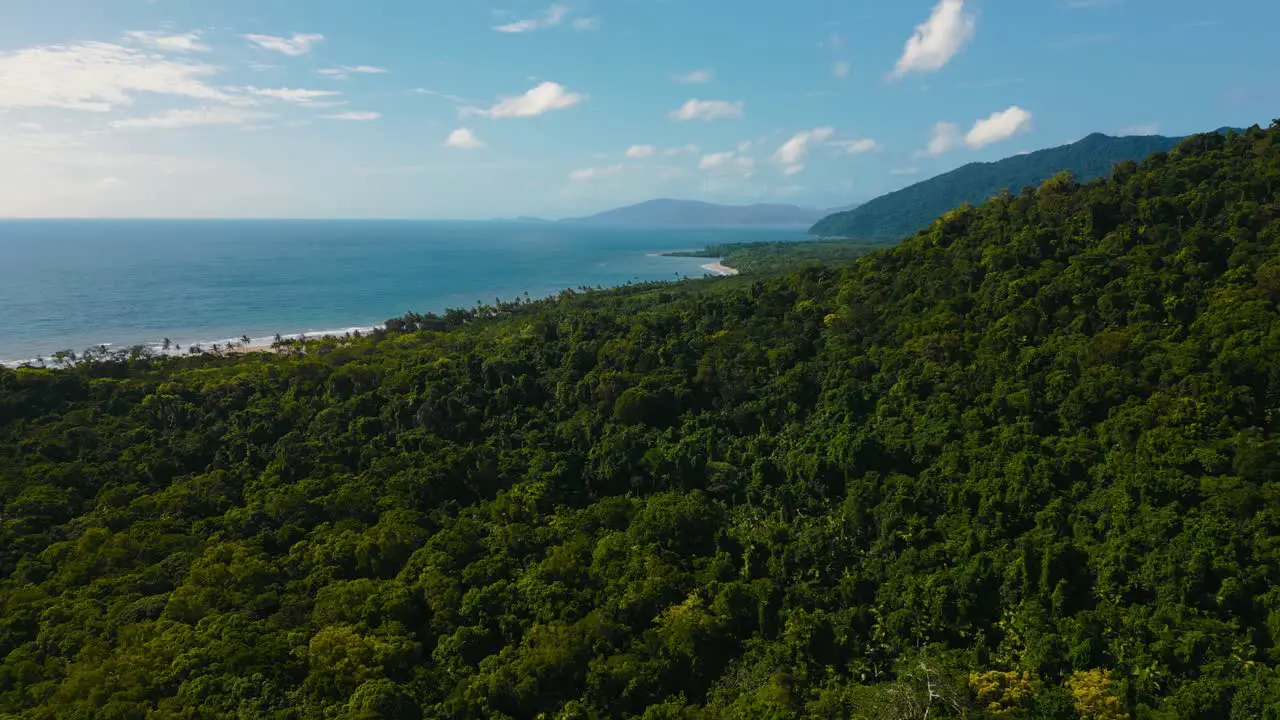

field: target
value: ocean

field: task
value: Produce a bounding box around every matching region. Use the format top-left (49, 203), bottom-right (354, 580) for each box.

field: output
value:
top-left (0, 220), bottom-right (806, 364)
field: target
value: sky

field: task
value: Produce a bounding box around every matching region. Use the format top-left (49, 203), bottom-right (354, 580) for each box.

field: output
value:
top-left (0, 0), bottom-right (1276, 219)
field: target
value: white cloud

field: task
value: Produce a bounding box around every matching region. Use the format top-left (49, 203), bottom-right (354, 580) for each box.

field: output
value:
top-left (241, 87), bottom-right (343, 104)
top-left (324, 111), bottom-right (381, 121)
top-left (891, 0), bottom-right (976, 79)
top-left (921, 107), bottom-right (1033, 155)
top-left (110, 107), bottom-right (270, 130)
top-left (925, 121), bottom-right (962, 155)
top-left (445, 127), bottom-right (484, 148)
top-left (572, 17), bottom-right (601, 31)
top-left (833, 61), bottom-right (850, 79)
top-left (699, 152), bottom-right (735, 170)
top-left (669, 99), bottom-right (744, 121)
top-left (463, 81), bottom-right (584, 118)
top-left (831, 138), bottom-right (879, 154)
top-left (242, 33), bottom-right (326, 56)
top-left (569, 163), bottom-right (623, 180)
top-left (663, 144), bottom-right (700, 156)
top-left (0, 41), bottom-right (227, 112)
top-left (318, 65), bottom-right (389, 80)
top-left (965, 106), bottom-right (1032, 148)
top-left (413, 88), bottom-right (472, 105)
top-left (625, 144), bottom-right (656, 159)
top-left (699, 152), bottom-right (755, 176)
top-left (494, 4), bottom-right (570, 33)
top-left (124, 31), bottom-right (210, 53)
top-left (773, 127), bottom-right (834, 175)
top-left (1118, 122), bottom-right (1161, 136)
top-left (674, 69), bottom-right (714, 84)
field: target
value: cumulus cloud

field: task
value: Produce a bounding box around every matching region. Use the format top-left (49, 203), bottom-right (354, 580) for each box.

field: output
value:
top-left (110, 107), bottom-right (270, 130)
top-left (922, 107), bottom-right (1032, 155)
top-left (569, 164), bottom-right (623, 180)
top-left (0, 41), bottom-right (227, 111)
top-left (318, 65), bottom-right (389, 80)
top-left (891, 0), bottom-right (976, 79)
top-left (445, 128), bottom-right (485, 149)
top-left (699, 152), bottom-right (755, 176)
top-left (674, 69), bottom-right (714, 84)
top-left (463, 81), bottom-right (585, 118)
top-left (925, 122), bottom-right (962, 155)
top-left (494, 4), bottom-right (570, 33)
top-left (324, 111), bottom-right (381, 121)
top-left (242, 33), bottom-right (326, 56)
top-left (831, 138), bottom-right (879, 154)
top-left (669, 99), bottom-right (744, 121)
top-left (124, 30), bottom-right (210, 53)
top-left (625, 144), bottom-right (656, 159)
top-left (833, 61), bottom-right (850, 79)
top-left (773, 127), bottom-right (834, 174)
top-left (965, 106), bottom-right (1032, 148)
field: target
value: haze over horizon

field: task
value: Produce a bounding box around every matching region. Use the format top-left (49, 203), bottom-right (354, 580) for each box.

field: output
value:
top-left (1, 0), bottom-right (1274, 219)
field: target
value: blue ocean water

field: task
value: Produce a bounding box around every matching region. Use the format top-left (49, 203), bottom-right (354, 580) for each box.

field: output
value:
top-left (0, 220), bottom-right (805, 363)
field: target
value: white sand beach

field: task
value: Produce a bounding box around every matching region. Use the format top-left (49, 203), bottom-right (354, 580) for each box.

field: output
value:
top-left (703, 261), bottom-right (740, 276)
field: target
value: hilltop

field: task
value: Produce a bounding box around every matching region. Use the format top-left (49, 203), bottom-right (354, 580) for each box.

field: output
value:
top-left (809, 131), bottom-right (1218, 240)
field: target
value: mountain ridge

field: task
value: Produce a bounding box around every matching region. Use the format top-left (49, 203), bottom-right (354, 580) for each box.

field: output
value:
top-left (809, 129), bottom-right (1241, 239)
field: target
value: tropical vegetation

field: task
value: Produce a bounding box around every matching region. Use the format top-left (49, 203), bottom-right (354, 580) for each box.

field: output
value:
top-left (2, 122), bottom-right (1280, 719)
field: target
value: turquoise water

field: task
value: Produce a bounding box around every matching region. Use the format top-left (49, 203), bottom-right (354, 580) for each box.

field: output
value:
top-left (0, 220), bottom-right (804, 363)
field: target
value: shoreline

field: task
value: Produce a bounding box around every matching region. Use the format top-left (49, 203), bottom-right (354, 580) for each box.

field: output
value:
top-left (702, 261), bottom-right (740, 276)
top-left (1, 257), bottom-right (735, 368)
top-left (1, 326), bottom-right (381, 368)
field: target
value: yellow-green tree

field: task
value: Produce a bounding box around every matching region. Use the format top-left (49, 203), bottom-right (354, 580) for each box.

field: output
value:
top-left (1065, 669), bottom-right (1126, 720)
top-left (969, 670), bottom-right (1041, 718)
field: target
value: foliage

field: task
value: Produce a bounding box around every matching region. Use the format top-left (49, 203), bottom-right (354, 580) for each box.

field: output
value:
top-left (1066, 670), bottom-right (1127, 720)
top-left (2, 124), bottom-right (1280, 718)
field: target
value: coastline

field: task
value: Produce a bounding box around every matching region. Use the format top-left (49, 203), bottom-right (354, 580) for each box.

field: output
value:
top-left (702, 261), bottom-right (740, 276)
top-left (1, 326), bottom-right (380, 368)
top-left (1, 254), bottom-right (735, 368)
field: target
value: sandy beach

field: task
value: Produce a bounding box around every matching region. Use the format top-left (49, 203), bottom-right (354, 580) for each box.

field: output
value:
top-left (703, 261), bottom-right (740, 276)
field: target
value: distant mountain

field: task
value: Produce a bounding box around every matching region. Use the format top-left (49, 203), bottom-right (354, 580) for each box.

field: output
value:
top-left (809, 131), bottom-right (1234, 239)
top-left (568, 198), bottom-right (854, 227)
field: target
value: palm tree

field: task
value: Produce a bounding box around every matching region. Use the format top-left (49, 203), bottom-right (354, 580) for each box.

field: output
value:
top-left (241, 335), bottom-right (251, 347)
top-left (162, 338), bottom-right (172, 352)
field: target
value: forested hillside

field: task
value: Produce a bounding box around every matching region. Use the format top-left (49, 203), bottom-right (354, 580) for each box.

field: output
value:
top-left (809, 132), bottom-right (1194, 241)
top-left (3, 123), bottom-right (1280, 719)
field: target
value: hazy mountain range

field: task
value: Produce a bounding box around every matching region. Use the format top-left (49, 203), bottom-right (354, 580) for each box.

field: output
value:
top-left (564, 199), bottom-right (858, 227)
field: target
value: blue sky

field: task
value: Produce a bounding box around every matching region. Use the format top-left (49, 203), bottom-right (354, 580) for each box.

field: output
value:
top-left (1, 0), bottom-right (1275, 219)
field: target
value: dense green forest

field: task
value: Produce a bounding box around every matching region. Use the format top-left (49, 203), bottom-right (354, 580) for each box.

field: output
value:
top-left (664, 239), bottom-right (890, 274)
top-left (3, 122), bottom-right (1280, 719)
top-left (809, 132), bottom-right (1200, 241)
